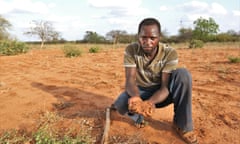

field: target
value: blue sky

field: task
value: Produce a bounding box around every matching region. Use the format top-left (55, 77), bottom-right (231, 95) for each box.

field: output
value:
top-left (0, 0), bottom-right (239, 41)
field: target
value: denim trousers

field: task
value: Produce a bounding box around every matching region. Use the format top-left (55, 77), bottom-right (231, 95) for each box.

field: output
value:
top-left (113, 68), bottom-right (193, 132)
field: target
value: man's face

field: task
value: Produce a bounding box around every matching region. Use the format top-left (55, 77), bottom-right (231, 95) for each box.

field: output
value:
top-left (138, 24), bottom-right (160, 55)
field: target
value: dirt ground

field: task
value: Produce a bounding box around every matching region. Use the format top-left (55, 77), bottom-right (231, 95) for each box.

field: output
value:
top-left (0, 44), bottom-right (239, 144)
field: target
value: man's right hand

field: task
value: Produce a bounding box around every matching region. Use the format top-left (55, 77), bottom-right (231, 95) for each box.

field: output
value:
top-left (128, 96), bottom-right (142, 105)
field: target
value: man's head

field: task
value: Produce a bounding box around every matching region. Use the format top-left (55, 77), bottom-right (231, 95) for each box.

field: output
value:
top-left (138, 18), bottom-right (161, 35)
top-left (138, 18), bottom-right (161, 55)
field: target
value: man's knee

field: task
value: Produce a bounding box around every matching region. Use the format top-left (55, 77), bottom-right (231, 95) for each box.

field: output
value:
top-left (173, 68), bottom-right (192, 84)
top-left (114, 92), bottom-right (129, 115)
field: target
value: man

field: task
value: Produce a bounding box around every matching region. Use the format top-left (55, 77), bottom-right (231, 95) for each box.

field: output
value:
top-left (112, 18), bottom-right (198, 144)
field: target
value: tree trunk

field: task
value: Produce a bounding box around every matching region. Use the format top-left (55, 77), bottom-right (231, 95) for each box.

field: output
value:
top-left (40, 40), bottom-right (44, 49)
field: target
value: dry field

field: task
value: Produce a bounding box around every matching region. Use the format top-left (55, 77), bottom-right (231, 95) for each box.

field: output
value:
top-left (0, 43), bottom-right (239, 143)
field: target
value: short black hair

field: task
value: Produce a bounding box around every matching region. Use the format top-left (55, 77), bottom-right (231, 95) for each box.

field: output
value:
top-left (138, 18), bottom-right (161, 35)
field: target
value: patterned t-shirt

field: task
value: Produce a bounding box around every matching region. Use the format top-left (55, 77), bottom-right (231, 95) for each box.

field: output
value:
top-left (124, 42), bottom-right (178, 87)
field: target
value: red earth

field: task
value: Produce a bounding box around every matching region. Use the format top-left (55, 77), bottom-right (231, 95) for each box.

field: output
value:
top-left (0, 44), bottom-right (239, 143)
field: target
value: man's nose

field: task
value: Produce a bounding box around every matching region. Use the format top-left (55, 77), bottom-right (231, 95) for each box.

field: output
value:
top-left (145, 38), bottom-right (151, 44)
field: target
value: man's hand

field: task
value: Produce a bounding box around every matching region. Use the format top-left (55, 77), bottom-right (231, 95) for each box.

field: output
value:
top-left (128, 96), bottom-right (142, 105)
top-left (128, 99), bottom-right (155, 117)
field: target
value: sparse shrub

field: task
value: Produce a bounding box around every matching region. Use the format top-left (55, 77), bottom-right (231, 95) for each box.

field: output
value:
top-left (0, 40), bottom-right (29, 55)
top-left (62, 44), bottom-right (82, 58)
top-left (109, 133), bottom-right (148, 144)
top-left (228, 56), bottom-right (240, 63)
top-left (33, 111), bottom-right (94, 144)
top-left (34, 125), bottom-right (56, 144)
top-left (0, 111), bottom-right (95, 144)
top-left (89, 46), bottom-right (100, 53)
top-left (189, 39), bottom-right (204, 48)
top-left (0, 129), bottom-right (29, 143)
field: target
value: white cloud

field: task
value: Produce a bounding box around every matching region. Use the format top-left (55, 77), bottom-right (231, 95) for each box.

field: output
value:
top-left (105, 17), bottom-right (139, 34)
top-left (187, 14), bottom-right (210, 21)
top-left (179, 1), bottom-right (208, 13)
top-left (178, 1), bottom-right (227, 16)
top-left (0, 0), bottom-right (52, 15)
top-left (48, 3), bottom-right (56, 9)
top-left (159, 6), bottom-right (168, 11)
top-left (88, 0), bottom-right (149, 17)
top-left (109, 7), bottom-right (149, 17)
top-left (210, 3), bottom-right (227, 15)
top-left (0, 0), bottom-right (11, 14)
top-left (233, 10), bottom-right (240, 16)
top-left (88, 0), bottom-right (141, 8)
top-left (107, 18), bottom-right (133, 25)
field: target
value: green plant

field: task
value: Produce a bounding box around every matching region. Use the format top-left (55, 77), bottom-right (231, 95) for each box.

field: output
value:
top-left (189, 39), bottom-right (204, 48)
top-left (0, 40), bottom-right (29, 55)
top-left (109, 133), bottom-right (147, 144)
top-left (0, 111), bottom-right (95, 144)
top-left (34, 125), bottom-right (56, 144)
top-left (0, 129), bottom-right (29, 143)
top-left (228, 56), bottom-right (240, 63)
top-left (62, 44), bottom-right (82, 58)
top-left (89, 46), bottom-right (100, 53)
top-left (33, 112), bottom-right (94, 144)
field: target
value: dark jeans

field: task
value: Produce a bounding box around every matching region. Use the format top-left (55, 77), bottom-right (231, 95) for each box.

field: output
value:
top-left (113, 68), bottom-right (193, 132)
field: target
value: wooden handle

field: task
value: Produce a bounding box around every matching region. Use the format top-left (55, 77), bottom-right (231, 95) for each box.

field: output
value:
top-left (101, 107), bottom-right (111, 144)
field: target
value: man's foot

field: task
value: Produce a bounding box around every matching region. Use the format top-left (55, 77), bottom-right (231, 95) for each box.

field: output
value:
top-left (134, 115), bottom-right (148, 128)
top-left (109, 104), bottom-right (117, 111)
top-left (173, 124), bottom-right (198, 144)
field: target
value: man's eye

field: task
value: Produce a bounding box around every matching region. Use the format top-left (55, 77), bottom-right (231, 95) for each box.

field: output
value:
top-left (150, 37), bottom-right (156, 40)
top-left (140, 36), bottom-right (157, 40)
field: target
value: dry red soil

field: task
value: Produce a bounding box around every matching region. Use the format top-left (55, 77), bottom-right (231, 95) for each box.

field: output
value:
top-left (0, 44), bottom-right (239, 144)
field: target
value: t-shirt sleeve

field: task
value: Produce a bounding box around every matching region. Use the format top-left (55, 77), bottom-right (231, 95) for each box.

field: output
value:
top-left (162, 48), bottom-right (178, 73)
top-left (123, 44), bottom-right (136, 67)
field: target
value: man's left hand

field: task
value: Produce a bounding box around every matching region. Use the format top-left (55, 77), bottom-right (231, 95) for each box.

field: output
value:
top-left (128, 100), bottom-right (155, 117)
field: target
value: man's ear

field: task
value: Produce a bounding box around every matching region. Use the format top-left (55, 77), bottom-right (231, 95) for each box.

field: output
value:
top-left (137, 34), bottom-right (141, 40)
top-left (156, 35), bottom-right (160, 42)
top-left (137, 34), bottom-right (140, 38)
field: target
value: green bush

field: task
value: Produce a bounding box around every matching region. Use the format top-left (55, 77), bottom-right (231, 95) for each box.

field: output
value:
top-left (189, 39), bottom-right (204, 48)
top-left (62, 44), bottom-right (82, 58)
top-left (89, 46), bottom-right (100, 53)
top-left (228, 56), bottom-right (240, 63)
top-left (0, 40), bottom-right (29, 55)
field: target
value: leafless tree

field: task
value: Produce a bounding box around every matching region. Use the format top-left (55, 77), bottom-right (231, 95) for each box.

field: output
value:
top-left (24, 20), bottom-right (61, 48)
top-left (0, 15), bottom-right (12, 40)
top-left (106, 30), bottom-right (127, 44)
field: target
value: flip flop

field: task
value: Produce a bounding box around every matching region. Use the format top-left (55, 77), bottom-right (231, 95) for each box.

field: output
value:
top-left (109, 104), bottom-right (117, 111)
top-left (173, 123), bottom-right (198, 144)
top-left (134, 115), bottom-right (148, 128)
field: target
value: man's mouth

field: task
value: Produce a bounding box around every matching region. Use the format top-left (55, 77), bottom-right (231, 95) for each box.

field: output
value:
top-left (143, 47), bottom-right (152, 50)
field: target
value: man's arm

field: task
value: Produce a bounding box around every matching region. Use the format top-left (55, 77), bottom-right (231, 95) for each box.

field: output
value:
top-left (148, 72), bottom-right (170, 104)
top-left (125, 67), bottom-right (142, 104)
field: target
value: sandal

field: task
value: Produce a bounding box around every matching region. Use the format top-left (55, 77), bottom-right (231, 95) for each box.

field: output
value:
top-left (173, 124), bottom-right (198, 144)
top-left (109, 104), bottom-right (117, 111)
top-left (134, 115), bottom-right (148, 128)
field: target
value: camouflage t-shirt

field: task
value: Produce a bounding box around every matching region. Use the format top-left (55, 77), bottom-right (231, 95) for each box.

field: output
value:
top-left (124, 42), bottom-right (178, 87)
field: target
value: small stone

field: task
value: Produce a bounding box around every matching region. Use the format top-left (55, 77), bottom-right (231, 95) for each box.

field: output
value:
top-left (0, 81), bottom-right (6, 87)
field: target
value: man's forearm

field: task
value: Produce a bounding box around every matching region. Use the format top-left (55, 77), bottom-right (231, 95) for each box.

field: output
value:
top-left (126, 83), bottom-right (140, 97)
top-left (148, 87), bottom-right (169, 104)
